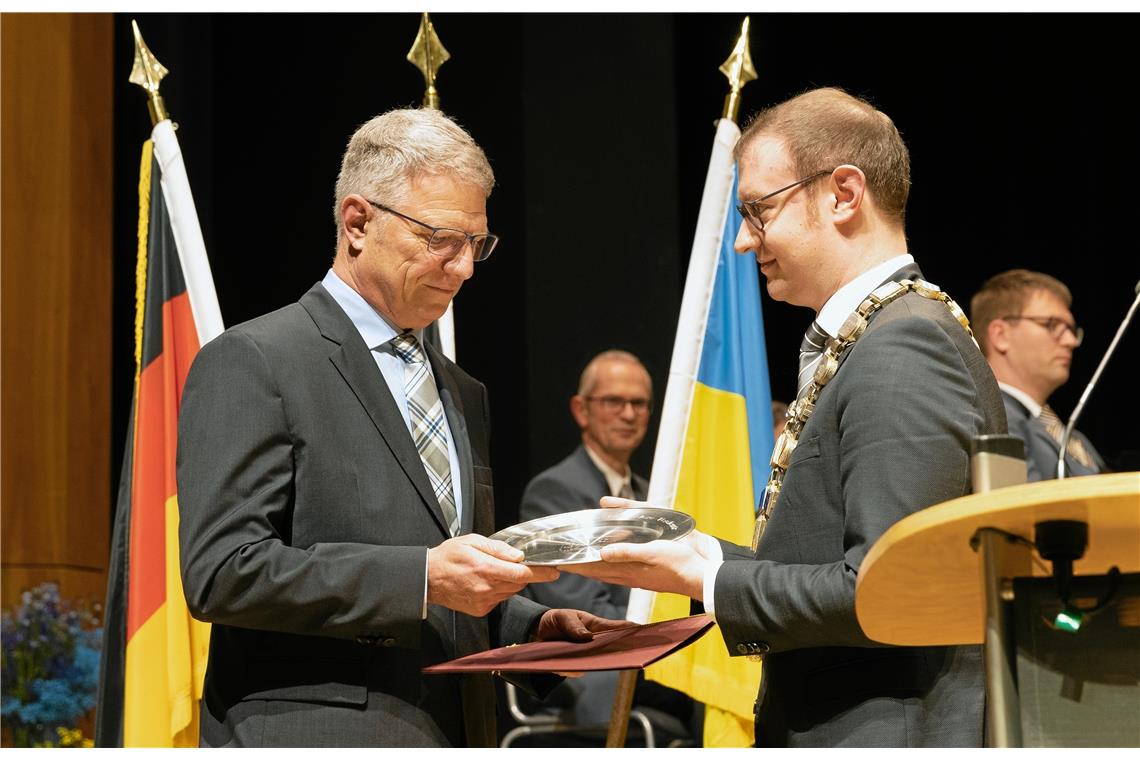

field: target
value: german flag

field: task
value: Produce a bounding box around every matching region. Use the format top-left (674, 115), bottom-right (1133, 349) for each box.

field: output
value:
top-left (96, 120), bottom-right (223, 747)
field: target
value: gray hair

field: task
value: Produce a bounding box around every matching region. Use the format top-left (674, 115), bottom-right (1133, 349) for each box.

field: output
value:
top-left (577, 350), bottom-right (652, 397)
top-left (333, 108), bottom-right (495, 240)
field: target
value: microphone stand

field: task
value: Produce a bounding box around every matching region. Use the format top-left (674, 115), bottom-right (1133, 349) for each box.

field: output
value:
top-left (1057, 281), bottom-right (1140, 479)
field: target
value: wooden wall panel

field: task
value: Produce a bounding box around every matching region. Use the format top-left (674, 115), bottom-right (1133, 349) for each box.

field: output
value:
top-left (1, 13), bottom-right (113, 609)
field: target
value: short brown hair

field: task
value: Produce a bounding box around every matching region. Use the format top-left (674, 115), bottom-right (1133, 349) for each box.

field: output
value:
top-left (734, 87), bottom-right (911, 221)
top-left (969, 269), bottom-right (1073, 356)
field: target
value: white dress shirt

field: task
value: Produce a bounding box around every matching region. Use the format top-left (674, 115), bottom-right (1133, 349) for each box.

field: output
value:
top-left (583, 443), bottom-right (634, 497)
top-left (998, 381), bottom-right (1042, 418)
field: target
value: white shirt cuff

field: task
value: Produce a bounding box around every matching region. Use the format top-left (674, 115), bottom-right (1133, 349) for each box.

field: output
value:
top-left (702, 532), bottom-right (724, 562)
top-left (703, 559), bottom-right (724, 621)
top-left (700, 533), bottom-right (724, 620)
top-left (422, 552), bottom-right (429, 620)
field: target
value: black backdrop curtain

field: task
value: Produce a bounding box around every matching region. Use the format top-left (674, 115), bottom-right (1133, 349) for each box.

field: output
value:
top-left (111, 13), bottom-right (1140, 532)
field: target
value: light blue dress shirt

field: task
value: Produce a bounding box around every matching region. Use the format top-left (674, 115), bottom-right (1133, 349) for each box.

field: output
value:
top-left (321, 268), bottom-right (465, 530)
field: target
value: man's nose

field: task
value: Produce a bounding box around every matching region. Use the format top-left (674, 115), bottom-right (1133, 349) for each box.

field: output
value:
top-left (734, 221), bottom-right (760, 255)
top-left (445, 244), bottom-right (476, 280)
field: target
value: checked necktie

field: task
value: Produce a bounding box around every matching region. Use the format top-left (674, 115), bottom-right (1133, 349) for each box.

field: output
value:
top-left (796, 320), bottom-right (829, 400)
top-left (1038, 403), bottom-right (1097, 470)
top-left (391, 333), bottom-right (459, 536)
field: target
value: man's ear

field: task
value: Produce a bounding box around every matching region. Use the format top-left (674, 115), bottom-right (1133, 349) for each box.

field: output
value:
top-left (830, 165), bottom-right (866, 225)
top-left (341, 195), bottom-right (370, 253)
top-left (570, 395), bottom-right (589, 429)
top-left (988, 319), bottom-right (1011, 355)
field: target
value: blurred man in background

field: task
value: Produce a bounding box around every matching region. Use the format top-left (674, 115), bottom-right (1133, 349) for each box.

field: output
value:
top-left (971, 269), bottom-right (1106, 480)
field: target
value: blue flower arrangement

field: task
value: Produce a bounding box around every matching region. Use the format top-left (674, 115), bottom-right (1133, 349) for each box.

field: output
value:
top-left (1, 583), bottom-right (101, 747)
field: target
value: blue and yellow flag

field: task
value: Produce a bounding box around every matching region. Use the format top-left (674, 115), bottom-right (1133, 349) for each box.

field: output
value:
top-left (642, 147), bottom-right (773, 746)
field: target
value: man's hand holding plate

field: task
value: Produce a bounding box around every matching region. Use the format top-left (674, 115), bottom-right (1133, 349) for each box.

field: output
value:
top-left (597, 495), bottom-right (717, 560)
top-left (561, 536), bottom-right (708, 601)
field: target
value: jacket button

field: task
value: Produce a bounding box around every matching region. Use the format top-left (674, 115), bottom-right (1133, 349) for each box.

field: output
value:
top-left (754, 642), bottom-right (770, 654)
top-left (381, 637), bottom-right (396, 647)
top-left (355, 634), bottom-right (378, 646)
top-left (736, 643), bottom-right (749, 655)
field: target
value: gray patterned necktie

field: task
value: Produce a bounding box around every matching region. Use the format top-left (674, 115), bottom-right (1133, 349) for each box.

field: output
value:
top-left (796, 320), bottom-right (829, 400)
top-left (391, 332), bottom-right (459, 536)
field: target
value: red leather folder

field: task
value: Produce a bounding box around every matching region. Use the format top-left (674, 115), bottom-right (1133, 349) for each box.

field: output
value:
top-left (422, 614), bottom-right (715, 674)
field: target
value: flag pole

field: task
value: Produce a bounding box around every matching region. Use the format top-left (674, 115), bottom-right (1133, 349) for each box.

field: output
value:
top-left (605, 17), bottom-right (756, 748)
top-left (407, 12), bottom-right (457, 361)
top-left (129, 20), bottom-right (224, 345)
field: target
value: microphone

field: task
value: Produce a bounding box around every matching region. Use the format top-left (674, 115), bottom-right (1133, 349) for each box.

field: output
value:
top-left (1057, 280), bottom-right (1140, 478)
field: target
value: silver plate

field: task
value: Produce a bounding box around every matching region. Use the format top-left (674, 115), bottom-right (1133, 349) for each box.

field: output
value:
top-left (489, 508), bottom-right (694, 566)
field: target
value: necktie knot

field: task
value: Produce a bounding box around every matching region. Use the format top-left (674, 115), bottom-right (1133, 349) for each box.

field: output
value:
top-left (800, 321), bottom-right (828, 354)
top-left (392, 332), bottom-right (427, 365)
top-left (796, 321), bottom-right (829, 399)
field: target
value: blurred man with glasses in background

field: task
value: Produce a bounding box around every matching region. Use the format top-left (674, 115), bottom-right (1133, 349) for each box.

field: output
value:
top-left (518, 350), bottom-right (698, 741)
top-left (971, 269), bottom-right (1106, 479)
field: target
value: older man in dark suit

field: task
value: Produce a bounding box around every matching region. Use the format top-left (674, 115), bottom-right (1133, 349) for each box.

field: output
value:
top-left (569, 88), bottom-right (1007, 747)
top-left (177, 108), bottom-right (626, 748)
top-left (520, 351), bottom-right (654, 622)
top-left (518, 351), bottom-right (694, 732)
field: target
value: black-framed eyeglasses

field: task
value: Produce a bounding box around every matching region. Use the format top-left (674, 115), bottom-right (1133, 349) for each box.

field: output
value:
top-left (1000, 315), bottom-right (1084, 346)
top-left (585, 395), bottom-right (654, 415)
top-left (367, 200), bottom-right (499, 262)
top-left (736, 169), bottom-right (835, 233)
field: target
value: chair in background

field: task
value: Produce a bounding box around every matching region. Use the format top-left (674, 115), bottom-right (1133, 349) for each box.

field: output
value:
top-left (499, 682), bottom-right (693, 748)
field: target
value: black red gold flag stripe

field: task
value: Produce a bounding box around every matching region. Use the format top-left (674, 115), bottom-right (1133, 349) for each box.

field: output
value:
top-left (96, 125), bottom-right (220, 747)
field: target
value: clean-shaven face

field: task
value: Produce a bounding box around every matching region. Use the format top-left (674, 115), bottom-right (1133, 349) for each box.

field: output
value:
top-left (356, 173), bottom-right (487, 330)
top-left (734, 137), bottom-right (834, 310)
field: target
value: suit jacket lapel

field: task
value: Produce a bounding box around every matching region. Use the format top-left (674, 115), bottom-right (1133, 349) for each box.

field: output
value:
top-left (426, 341), bottom-right (475, 535)
top-left (299, 283), bottom-right (452, 538)
top-left (573, 444), bottom-right (610, 497)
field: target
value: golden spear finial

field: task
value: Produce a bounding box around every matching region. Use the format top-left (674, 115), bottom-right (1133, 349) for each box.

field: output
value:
top-left (407, 12), bottom-right (450, 110)
top-left (128, 20), bottom-right (170, 126)
top-left (718, 16), bottom-right (758, 123)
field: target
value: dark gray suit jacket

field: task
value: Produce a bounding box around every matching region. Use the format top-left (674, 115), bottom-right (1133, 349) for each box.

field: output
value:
top-left (714, 264), bottom-right (1007, 747)
top-left (1002, 390), bottom-right (1106, 481)
top-left (177, 283), bottom-right (548, 747)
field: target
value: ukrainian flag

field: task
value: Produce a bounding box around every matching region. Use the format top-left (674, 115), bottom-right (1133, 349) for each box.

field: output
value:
top-left (634, 119), bottom-right (772, 746)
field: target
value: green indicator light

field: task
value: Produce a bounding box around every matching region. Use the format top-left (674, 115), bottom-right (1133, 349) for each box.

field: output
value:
top-left (1053, 609), bottom-right (1083, 633)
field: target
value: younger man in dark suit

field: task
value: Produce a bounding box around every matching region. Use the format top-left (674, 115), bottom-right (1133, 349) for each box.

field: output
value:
top-left (970, 269), bottom-right (1106, 479)
top-left (568, 87), bottom-right (1006, 747)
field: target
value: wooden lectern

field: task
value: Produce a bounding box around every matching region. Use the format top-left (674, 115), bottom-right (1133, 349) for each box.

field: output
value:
top-left (856, 472), bottom-right (1140, 747)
